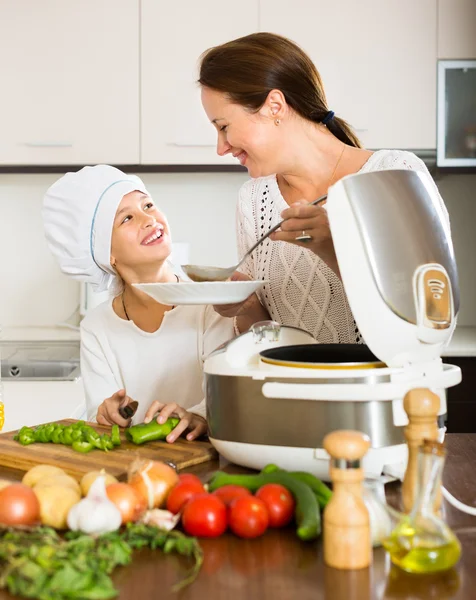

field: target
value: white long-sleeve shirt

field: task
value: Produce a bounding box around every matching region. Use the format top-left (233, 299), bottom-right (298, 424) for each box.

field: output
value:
top-left (80, 299), bottom-right (235, 423)
top-left (236, 149), bottom-right (450, 344)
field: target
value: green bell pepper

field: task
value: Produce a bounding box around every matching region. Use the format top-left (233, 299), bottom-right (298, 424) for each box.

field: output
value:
top-left (125, 417), bottom-right (180, 445)
top-left (72, 440), bottom-right (94, 453)
top-left (51, 425), bottom-right (64, 444)
top-left (111, 424), bottom-right (121, 446)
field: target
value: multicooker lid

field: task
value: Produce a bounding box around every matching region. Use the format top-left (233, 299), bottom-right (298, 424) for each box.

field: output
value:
top-left (326, 169), bottom-right (459, 367)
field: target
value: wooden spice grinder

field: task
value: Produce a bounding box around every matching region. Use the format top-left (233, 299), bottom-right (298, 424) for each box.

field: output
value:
top-left (323, 429), bottom-right (371, 570)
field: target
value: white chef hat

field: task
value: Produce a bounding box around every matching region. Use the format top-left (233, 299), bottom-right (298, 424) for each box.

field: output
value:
top-left (43, 165), bottom-right (149, 293)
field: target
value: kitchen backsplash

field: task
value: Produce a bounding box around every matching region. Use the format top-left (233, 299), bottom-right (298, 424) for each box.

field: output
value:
top-left (0, 170), bottom-right (475, 327)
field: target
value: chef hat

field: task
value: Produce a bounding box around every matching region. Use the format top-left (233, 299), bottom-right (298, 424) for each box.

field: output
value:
top-left (43, 165), bottom-right (149, 293)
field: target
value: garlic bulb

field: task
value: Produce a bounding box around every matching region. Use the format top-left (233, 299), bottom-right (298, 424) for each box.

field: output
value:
top-left (67, 475), bottom-right (122, 535)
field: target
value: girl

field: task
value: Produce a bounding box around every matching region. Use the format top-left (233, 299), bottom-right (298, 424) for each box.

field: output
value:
top-left (43, 165), bottom-right (235, 442)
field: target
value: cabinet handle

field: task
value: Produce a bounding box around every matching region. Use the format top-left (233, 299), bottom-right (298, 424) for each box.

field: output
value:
top-left (23, 142), bottom-right (73, 148)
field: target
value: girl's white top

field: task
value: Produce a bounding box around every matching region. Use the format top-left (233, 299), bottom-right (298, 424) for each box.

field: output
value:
top-left (80, 299), bottom-right (235, 422)
top-left (236, 149), bottom-right (450, 343)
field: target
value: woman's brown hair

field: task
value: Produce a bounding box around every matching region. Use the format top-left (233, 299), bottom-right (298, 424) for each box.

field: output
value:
top-left (199, 32), bottom-right (361, 148)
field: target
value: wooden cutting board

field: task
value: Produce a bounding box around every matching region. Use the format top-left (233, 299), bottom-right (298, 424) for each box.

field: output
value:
top-left (0, 419), bottom-right (218, 481)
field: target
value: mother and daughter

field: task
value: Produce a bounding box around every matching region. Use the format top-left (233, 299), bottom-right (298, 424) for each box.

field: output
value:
top-left (43, 33), bottom-right (450, 442)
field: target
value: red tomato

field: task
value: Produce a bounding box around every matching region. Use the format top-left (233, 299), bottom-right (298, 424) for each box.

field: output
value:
top-left (229, 496), bottom-right (269, 539)
top-left (212, 484), bottom-right (251, 506)
top-left (255, 484), bottom-right (295, 528)
top-left (166, 480), bottom-right (205, 514)
top-left (178, 473), bottom-right (203, 487)
top-left (182, 493), bottom-right (227, 538)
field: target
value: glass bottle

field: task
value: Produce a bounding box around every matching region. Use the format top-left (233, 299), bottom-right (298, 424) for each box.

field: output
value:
top-left (383, 440), bottom-right (461, 574)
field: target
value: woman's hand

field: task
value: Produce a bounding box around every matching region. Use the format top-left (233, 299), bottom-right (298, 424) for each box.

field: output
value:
top-left (213, 271), bottom-right (270, 331)
top-left (96, 389), bottom-right (132, 427)
top-left (143, 401), bottom-right (207, 443)
top-left (270, 201), bottom-right (341, 277)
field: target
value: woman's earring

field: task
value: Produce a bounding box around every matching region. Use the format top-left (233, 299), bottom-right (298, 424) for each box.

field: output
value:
top-left (274, 119), bottom-right (281, 126)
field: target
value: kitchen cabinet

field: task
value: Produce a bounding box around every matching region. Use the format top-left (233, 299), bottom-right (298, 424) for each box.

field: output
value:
top-left (444, 357), bottom-right (476, 433)
top-left (438, 0), bottom-right (476, 59)
top-left (0, 1), bottom-right (140, 165)
top-left (140, 0), bottom-right (259, 165)
top-left (260, 0), bottom-right (438, 150)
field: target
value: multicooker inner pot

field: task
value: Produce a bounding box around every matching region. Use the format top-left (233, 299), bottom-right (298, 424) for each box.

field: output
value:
top-left (204, 170), bottom-right (462, 480)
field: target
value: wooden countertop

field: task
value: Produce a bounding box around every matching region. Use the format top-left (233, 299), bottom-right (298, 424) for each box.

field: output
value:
top-left (1, 434), bottom-right (476, 600)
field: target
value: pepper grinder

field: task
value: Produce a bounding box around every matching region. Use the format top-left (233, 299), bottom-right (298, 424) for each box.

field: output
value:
top-left (402, 388), bottom-right (440, 513)
top-left (323, 430), bottom-right (371, 570)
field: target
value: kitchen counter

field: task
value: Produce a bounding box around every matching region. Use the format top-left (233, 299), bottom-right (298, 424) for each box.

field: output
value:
top-left (0, 434), bottom-right (475, 599)
top-left (443, 326), bottom-right (476, 357)
top-left (3, 325), bottom-right (475, 355)
top-left (2, 326), bottom-right (80, 342)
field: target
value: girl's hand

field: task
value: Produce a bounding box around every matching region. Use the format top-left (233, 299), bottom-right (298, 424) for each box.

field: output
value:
top-left (270, 201), bottom-right (340, 277)
top-left (96, 389), bottom-right (132, 427)
top-left (143, 401), bottom-right (207, 443)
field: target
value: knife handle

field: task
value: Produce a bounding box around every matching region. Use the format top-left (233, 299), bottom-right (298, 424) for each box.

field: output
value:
top-left (119, 401), bottom-right (138, 420)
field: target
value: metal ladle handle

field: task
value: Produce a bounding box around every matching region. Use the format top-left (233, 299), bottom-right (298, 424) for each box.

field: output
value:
top-left (235, 193), bottom-right (328, 270)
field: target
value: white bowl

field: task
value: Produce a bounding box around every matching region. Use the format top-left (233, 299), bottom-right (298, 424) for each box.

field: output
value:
top-left (133, 280), bottom-right (267, 306)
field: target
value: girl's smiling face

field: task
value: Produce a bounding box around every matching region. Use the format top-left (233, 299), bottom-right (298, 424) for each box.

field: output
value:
top-left (110, 191), bottom-right (172, 275)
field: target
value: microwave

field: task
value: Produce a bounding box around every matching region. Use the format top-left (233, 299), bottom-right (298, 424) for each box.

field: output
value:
top-left (437, 59), bottom-right (476, 167)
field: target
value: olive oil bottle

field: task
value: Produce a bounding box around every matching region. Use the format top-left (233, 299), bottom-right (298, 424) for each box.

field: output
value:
top-left (383, 440), bottom-right (461, 574)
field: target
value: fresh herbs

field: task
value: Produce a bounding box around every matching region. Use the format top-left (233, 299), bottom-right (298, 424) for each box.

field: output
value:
top-left (14, 422), bottom-right (121, 453)
top-left (0, 523), bottom-right (203, 599)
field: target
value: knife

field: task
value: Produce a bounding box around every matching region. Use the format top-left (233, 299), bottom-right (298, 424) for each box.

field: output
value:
top-left (119, 400), bottom-right (139, 420)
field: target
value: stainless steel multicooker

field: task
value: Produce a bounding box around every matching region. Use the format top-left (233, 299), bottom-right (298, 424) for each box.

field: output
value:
top-left (204, 169), bottom-right (462, 480)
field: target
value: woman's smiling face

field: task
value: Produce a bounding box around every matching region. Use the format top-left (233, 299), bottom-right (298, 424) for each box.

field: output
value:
top-left (110, 191), bottom-right (172, 274)
top-left (201, 86), bottom-right (284, 178)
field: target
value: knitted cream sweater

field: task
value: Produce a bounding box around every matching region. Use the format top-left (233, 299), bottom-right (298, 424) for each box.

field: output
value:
top-left (236, 149), bottom-right (449, 343)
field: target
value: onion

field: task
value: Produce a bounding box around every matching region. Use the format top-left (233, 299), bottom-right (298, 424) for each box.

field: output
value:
top-left (0, 483), bottom-right (40, 526)
top-left (106, 483), bottom-right (147, 524)
top-left (128, 459), bottom-right (178, 510)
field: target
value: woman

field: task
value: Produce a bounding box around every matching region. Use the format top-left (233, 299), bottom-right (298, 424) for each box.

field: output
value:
top-left (199, 32), bottom-right (450, 343)
top-left (43, 165), bottom-right (235, 442)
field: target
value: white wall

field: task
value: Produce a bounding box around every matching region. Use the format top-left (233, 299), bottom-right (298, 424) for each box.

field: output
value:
top-left (0, 171), bottom-right (474, 327)
top-left (0, 172), bottom-right (247, 327)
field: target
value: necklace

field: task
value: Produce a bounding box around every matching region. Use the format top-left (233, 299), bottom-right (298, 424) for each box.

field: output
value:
top-left (327, 143), bottom-right (346, 190)
top-left (122, 274), bottom-right (179, 322)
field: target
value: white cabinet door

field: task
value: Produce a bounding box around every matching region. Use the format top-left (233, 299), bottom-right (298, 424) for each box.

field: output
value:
top-left (0, 1), bottom-right (140, 165)
top-left (141, 0), bottom-right (259, 164)
top-left (260, 0), bottom-right (437, 150)
top-left (438, 0), bottom-right (476, 59)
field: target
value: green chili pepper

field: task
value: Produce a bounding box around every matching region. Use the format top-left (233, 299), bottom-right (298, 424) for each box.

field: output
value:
top-left (208, 470), bottom-right (321, 541)
top-left (261, 464), bottom-right (332, 509)
top-left (111, 425), bottom-right (121, 446)
top-left (72, 440), bottom-right (94, 453)
top-left (125, 418), bottom-right (180, 445)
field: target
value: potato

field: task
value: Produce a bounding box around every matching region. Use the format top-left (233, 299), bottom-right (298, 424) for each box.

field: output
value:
top-left (34, 474), bottom-right (81, 496)
top-left (22, 465), bottom-right (65, 488)
top-left (80, 470), bottom-right (118, 496)
top-left (34, 485), bottom-right (80, 529)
